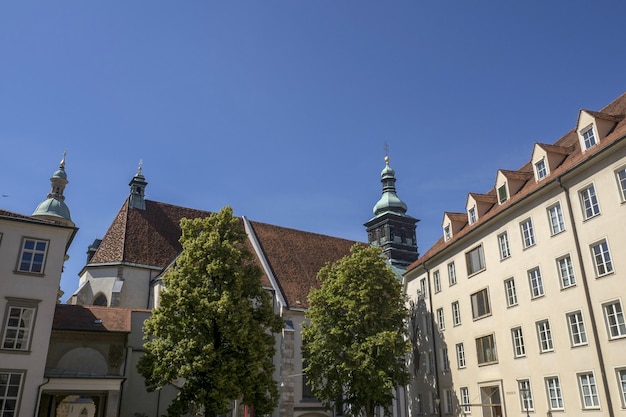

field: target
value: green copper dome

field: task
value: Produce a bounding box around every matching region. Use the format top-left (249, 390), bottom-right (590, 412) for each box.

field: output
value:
top-left (372, 156), bottom-right (408, 216)
top-left (32, 152), bottom-right (74, 226)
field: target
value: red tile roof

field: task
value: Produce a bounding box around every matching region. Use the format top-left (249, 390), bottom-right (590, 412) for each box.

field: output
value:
top-left (53, 305), bottom-right (132, 333)
top-left (408, 91), bottom-right (626, 272)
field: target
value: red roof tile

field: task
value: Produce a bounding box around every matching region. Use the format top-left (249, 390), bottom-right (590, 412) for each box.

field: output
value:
top-left (53, 305), bottom-right (132, 333)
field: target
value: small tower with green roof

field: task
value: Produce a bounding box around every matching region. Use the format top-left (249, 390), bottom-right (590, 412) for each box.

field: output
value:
top-left (129, 160), bottom-right (148, 210)
top-left (32, 151), bottom-right (74, 227)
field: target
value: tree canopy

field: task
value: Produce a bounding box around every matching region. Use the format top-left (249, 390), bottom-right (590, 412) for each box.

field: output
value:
top-left (137, 206), bottom-right (284, 417)
top-left (302, 244), bottom-right (410, 417)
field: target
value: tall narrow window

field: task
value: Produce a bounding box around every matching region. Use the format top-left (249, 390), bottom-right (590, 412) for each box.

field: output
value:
top-left (452, 301), bottom-right (461, 326)
top-left (578, 373), bottom-right (600, 409)
top-left (617, 369), bottom-right (626, 407)
top-left (444, 225), bottom-right (451, 241)
top-left (511, 326), bottom-right (526, 358)
top-left (433, 270), bottom-right (441, 293)
top-left (420, 278), bottom-right (427, 298)
top-left (475, 334), bottom-right (497, 365)
top-left (616, 167), bottom-right (626, 202)
top-left (520, 219), bottom-right (536, 248)
top-left (498, 232), bottom-right (511, 260)
top-left (557, 255), bottom-right (576, 288)
top-left (460, 387), bottom-right (471, 413)
top-left (567, 311), bottom-right (588, 346)
top-left (2, 305), bottom-right (36, 351)
top-left (17, 238), bottom-right (48, 273)
top-left (546, 376), bottom-right (564, 410)
top-left (603, 301), bottom-right (626, 339)
top-left (504, 278), bottom-right (518, 307)
top-left (468, 207), bottom-right (477, 224)
top-left (582, 125), bottom-right (597, 149)
top-left (441, 347), bottom-right (450, 372)
top-left (444, 389), bottom-right (453, 414)
top-left (536, 320), bottom-right (554, 352)
top-left (471, 288), bottom-right (491, 319)
top-left (535, 158), bottom-right (547, 180)
top-left (528, 267), bottom-right (544, 299)
top-left (497, 184), bottom-right (508, 203)
top-left (518, 379), bottom-right (534, 413)
top-left (580, 184), bottom-right (600, 219)
top-left (416, 393), bottom-right (423, 414)
top-left (437, 308), bottom-right (445, 331)
top-left (447, 262), bottom-right (457, 286)
top-left (591, 239), bottom-right (614, 276)
top-left (0, 371), bottom-right (23, 417)
top-left (465, 244), bottom-right (485, 275)
top-left (456, 343), bottom-right (466, 368)
top-left (547, 203), bottom-right (565, 235)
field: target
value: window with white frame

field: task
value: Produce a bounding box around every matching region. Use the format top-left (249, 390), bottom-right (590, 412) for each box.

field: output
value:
top-left (557, 255), bottom-right (576, 288)
top-left (603, 300), bottom-right (626, 339)
top-left (441, 347), bottom-right (450, 372)
top-left (504, 278), bottom-right (518, 307)
top-left (434, 270), bottom-right (442, 293)
top-left (17, 238), bottom-right (49, 274)
top-left (447, 262), bottom-right (457, 286)
top-left (536, 320), bottom-right (554, 352)
top-left (580, 184), bottom-right (600, 219)
top-left (581, 125), bottom-right (597, 149)
top-left (475, 334), bottom-right (497, 365)
top-left (591, 239), bottom-right (614, 277)
top-left (444, 389), bottom-right (453, 414)
top-left (452, 301), bottom-right (461, 326)
top-left (465, 244), bottom-right (485, 275)
top-left (460, 387), bottom-right (471, 413)
top-left (520, 218), bottom-right (536, 248)
top-left (428, 352), bottom-right (435, 374)
top-left (471, 288), bottom-right (491, 319)
top-left (0, 371), bottom-right (23, 417)
top-left (420, 278), bottom-right (428, 298)
top-left (535, 158), bottom-right (547, 180)
top-left (511, 326), bottom-right (526, 358)
top-left (416, 393), bottom-right (423, 414)
top-left (456, 343), bottom-right (466, 368)
top-left (528, 267), bottom-right (544, 299)
top-left (468, 207), bottom-right (477, 225)
top-left (497, 232), bottom-right (511, 260)
top-left (431, 392), bottom-right (439, 414)
top-left (444, 225), bottom-right (451, 241)
top-left (616, 166), bottom-right (626, 202)
top-left (2, 304), bottom-right (36, 351)
top-left (546, 376), bottom-right (564, 410)
top-left (497, 184), bottom-right (508, 203)
top-left (547, 202), bottom-right (565, 235)
top-left (518, 379), bottom-right (534, 413)
top-left (578, 372), bottom-right (600, 409)
top-left (617, 369), bottom-right (626, 407)
top-left (437, 308), bottom-right (445, 331)
top-left (567, 311), bottom-right (588, 346)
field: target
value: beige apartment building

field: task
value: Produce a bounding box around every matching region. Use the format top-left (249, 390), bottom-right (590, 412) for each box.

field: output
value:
top-left (404, 92), bottom-right (626, 417)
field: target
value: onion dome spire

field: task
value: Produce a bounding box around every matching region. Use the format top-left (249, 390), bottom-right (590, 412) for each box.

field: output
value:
top-left (33, 151), bottom-right (74, 226)
top-left (373, 155), bottom-right (408, 216)
top-left (129, 159), bottom-right (148, 210)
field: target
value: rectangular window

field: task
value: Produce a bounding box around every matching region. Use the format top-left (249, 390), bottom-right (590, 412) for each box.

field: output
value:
top-left (444, 225), bottom-right (451, 241)
top-left (2, 305), bottom-right (36, 351)
top-left (603, 301), bottom-right (626, 339)
top-left (591, 239), bottom-right (614, 277)
top-left (444, 389), bottom-right (453, 414)
top-left (536, 320), bottom-right (554, 352)
top-left (441, 347), bottom-right (450, 372)
top-left (471, 288), bottom-right (491, 319)
top-left (433, 270), bottom-right (441, 293)
top-left (578, 372), bottom-right (600, 409)
top-left (416, 393), bottom-right (423, 414)
top-left (580, 184), bottom-right (600, 219)
top-left (535, 158), bottom-right (547, 180)
top-left (465, 244), bottom-right (485, 275)
top-left (497, 184), bottom-right (508, 203)
top-left (546, 376), bottom-right (564, 410)
top-left (420, 278), bottom-right (428, 298)
top-left (0, 371), bottom-right (23, 417)
top-left (17, 238), bottom-right (48, 273)
top-left (475, 334), bottom-right (497, 365)
top-left (617, 369), bottom-right (626, 407)
top-left (468, 207), bottom-right (477, 224)
top-left (504, 278), bottom-right (518, 307)
top-left (616, 167), bottom-right (626, 202)
top-left (428, 352), bottom-right (435, 375)
top-left (498, 232), bottom-right (511, 260)
top-left (528, 267), bottom-right (544, 299)
top-left (567, 311), bottom-right (588, 346)
top-left (511, 326), bottom-right (526, 358)
top-left (520, 218), bottom-right (536, 248)
top-left (447, 262), bottom-right (457, 286)
top-left (456, 343), bottom-right (466, 368)
top-left (582, 125), bottom-right (597, 149)
top-left (557, 255), bottom-right (576, 288)
top-left (518, 379), bottom-right (534, 412)
top-left (460, 387), bottom-right (471, 413)
top-left (437, 308), bottom-right (445, 331)
top-left (547, 202), bottom-right (565, 235)
top-left (431, 392), bottom-right (439, 414)
top-left (452, 301), bottom-right (461, 326)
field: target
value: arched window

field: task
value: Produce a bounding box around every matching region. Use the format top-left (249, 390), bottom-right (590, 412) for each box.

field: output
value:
top-left (93, 294), bottom-right (107, 306)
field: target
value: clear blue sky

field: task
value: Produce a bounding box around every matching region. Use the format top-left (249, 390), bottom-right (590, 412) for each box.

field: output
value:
top-left (1, 1), bottom-right (624, 301)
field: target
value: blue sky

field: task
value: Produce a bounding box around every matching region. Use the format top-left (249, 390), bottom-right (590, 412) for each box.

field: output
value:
top-left (1, 1), bottom-right (624, 301)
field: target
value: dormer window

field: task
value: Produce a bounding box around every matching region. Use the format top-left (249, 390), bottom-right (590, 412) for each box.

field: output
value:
top-left (444, 225), bottom-right (451, 241)
top-left (497, 184), bottom-right (508, 204)
top-left (581, 125), bottom-right (597, 150)
top-left (535, 158), bottom-right (547, 180)
top-left (468, 207), bottom-right (477, 225)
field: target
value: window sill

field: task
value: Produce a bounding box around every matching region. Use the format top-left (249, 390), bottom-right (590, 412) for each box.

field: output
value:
top-left (582, 213), bottom-right (601, 222)
top-left (13, 270), bottom-right (46, 277)
top-left (596, 271), bottom-right (615, 279)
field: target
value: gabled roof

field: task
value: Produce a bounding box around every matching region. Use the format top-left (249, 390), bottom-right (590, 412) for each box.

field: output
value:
top-left (53, 305), bottom-right (133, 333)
top-left (87, 200), bottom-right (359, 309)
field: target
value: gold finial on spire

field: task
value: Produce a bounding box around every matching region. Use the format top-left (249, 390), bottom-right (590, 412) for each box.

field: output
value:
top-left (60, 150), bottom-right (67, 168)
top-left (138, 159), bottom-right (143, 174)
top-left (384, 141), bottom-right (390, 164)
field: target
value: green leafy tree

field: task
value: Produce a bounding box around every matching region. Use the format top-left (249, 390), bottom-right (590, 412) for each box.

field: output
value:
top-left (303, 244), bottom-right (410, 417)
top-left (138, 206), bottom-right (284, 417)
